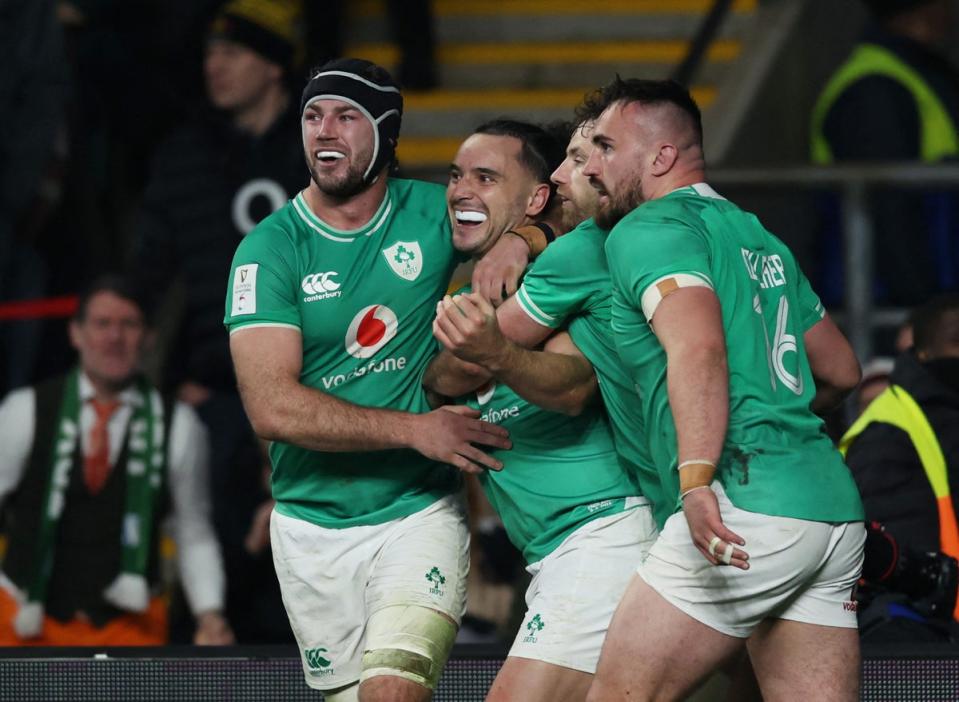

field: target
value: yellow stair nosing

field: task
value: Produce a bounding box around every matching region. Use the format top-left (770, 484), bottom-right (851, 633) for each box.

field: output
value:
top-left (346, 40), bottom-right (741, 66)
top-left (355, 0), bottom-right (757, 18)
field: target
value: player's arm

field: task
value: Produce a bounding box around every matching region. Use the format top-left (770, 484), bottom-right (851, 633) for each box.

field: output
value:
top-left (230, 325), bottom-right (510, 473)
top-left (471, 224), bottom-right (553, 306)
top-left (651, 287), bottom-right (748, 569)
top-left (422, 351), bottom-right (491, 399)
top-left (794, 265), bottom-right (861, 413)
top-left (423, 295), bottom-right (558, 398)
top-left (804, 314), bottom-right (861, 414)
top-left (433, 293), bottom-right (599, 415)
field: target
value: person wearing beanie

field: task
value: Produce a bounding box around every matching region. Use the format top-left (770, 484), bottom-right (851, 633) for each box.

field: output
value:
top-left (810, 0), bottom-right (959, 306)
top-left (224, 57), bottom-right (542, 699)
top-left (126, 0), bottom-right (307, 646)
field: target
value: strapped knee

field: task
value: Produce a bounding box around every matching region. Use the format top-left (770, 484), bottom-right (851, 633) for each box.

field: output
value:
top-left (360, 605), bottom-right (457, 690)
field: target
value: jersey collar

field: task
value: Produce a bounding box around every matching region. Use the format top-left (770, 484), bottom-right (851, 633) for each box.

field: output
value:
top-left (292, 188), bottom-right (393, 243)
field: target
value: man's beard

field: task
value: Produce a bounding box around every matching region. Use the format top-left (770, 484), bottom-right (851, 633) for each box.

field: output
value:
top-left (594, 171), bottom-right (644, 230)
top-left (308, 149), bottom-right (374, 199)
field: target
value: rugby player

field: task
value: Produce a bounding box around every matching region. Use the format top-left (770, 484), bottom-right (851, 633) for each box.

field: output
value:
top-left (427, 119), bottom-right (657, 702)
top-left (582, 77), bottom-right (865, 702)
top-left (224, 58), bottom-right (540, 702)
top-left (430, 117), bottom-right (666, 525)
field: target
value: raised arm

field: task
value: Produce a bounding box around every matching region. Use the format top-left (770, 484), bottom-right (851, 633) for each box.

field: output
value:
top-left (230, 325), bottom-right (510, 473)
top-left (804, 314), bottom-right (862, 414)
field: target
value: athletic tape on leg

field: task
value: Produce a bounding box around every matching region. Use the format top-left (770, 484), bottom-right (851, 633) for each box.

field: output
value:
top-left (360, 605), bottom-right (457, 690)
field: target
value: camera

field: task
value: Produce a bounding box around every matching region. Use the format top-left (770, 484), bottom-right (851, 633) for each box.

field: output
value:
top-left (861, 521), bottom-right (959, 620)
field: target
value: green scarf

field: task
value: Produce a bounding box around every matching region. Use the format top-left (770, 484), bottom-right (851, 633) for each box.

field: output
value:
top-left (14, 368), bottom-right (167, 638)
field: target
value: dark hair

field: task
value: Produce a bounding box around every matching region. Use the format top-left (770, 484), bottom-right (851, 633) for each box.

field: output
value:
top-left (74, 274), bottom-right (151, 324)
top-left (576, 76), bottom-right (703, 146)
top-left (472, 119), bottom-right (566, 210)
top-left (912, 294), bottom-right (959, 353)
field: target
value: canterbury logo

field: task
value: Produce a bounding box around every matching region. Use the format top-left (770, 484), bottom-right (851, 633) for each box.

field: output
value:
top-left (302, 272), bottom-right (340, 295)
top-left (304, 647), bottom-right (332, 670)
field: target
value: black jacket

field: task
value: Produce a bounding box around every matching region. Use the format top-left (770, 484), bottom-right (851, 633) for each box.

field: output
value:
top-left (820, 25), bottom-right (959, 305)
top-left (846, 351), bottom-right (959, 554)
top-left (130, 103), bottom-right (307, 392)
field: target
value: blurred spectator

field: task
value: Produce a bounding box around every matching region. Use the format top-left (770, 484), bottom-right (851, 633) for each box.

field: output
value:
top-left (841, 294), bottom-right (959, 559)
top-left (0, 276), bottom-right (232, 646)
top-left (811, 0), bottom-right (959, 306)
top-left (857, 356), bottom-right (895, 415)
top-left (305, 0), bottom-right (438, 90)
top-left (55, 0), bottom-right (221, 275)
top-left (0, 0), bottom-right (67, 396)
top-left (128, 0), bottom-right (304, 644)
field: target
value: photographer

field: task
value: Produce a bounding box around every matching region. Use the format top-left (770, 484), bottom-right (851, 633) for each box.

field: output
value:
top-left (841, 294), bottom-right (959, 637)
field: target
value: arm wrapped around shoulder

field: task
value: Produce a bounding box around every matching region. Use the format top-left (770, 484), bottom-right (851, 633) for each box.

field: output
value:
top-left (507, 222), bottom-right (555, 258)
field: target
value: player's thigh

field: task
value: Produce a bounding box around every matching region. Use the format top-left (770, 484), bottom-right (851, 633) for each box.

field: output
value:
top-left (587, 575), bottom-right (743, 702)
top-left (640, 483), bottom-right (852, 639)
top-left (362, 495), bottom-right (469, 693)
top-left (368, 494), bottom-right (470, 621)
top-left (748, 521), bottom-right (864, 702)
top-left (486, 657), bottom-right (592, 702)
top-left (510, 507), bottom-right (656, 676)
top-left (270, 509), bottom-right (376, 690)
top-left (747, 618), bottom-right (860, 702)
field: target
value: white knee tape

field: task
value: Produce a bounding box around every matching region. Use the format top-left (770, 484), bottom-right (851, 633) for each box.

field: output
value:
top-left (360, 605), bottom-right (457, 690)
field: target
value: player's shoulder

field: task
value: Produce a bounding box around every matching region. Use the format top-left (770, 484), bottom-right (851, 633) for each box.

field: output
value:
top-left (388, 178), bottom-right (447, 212)
top-left (534, 218), bottom-right (606, 269)
top-left (236, 198), bottom-right (300, 255)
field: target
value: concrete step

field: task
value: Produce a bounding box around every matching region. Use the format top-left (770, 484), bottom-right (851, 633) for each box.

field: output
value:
top-left (345, 40), bottom-right (740, 89)
top-left (395, 85), bottom-right (716, 171)
top-left (348, 11), bottom-right (754, 44)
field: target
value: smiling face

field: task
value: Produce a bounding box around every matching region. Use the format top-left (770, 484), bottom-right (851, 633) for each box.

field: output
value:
top-left (302, 98), bottom-right (376, 198)
top-left (447, 133), bottom-right (546, 257)
top-left (582, 101), bottom-right (654, 230)
top-left (550, 122), bottom-right (601, 230)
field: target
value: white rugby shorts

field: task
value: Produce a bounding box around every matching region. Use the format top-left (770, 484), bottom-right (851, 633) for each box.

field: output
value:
top-left (639, 482), bottom-right (865, 638)
top-left (270, 494), bottom-right (470, 690)
top-left (509, 500), bottom-right (658, 673)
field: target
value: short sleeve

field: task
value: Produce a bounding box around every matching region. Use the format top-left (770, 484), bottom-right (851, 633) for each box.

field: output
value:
top-left (515, 230), bottom-right (597, 329)
top-left (606, 217), bottom-right (713, 322)
top-left (223, 225), bottom-right (300, 333)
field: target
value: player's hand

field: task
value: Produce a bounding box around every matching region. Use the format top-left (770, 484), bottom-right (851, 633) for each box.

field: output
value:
top-left (471, 231), bottom-right (529, 306)
top-left (193, 611), bottom-right (235, 645)
top-left (682, 487), bottom-right (749, 569)
top-left (412, 405), bottom-right (511, 474)
top-left (433, 293), bottom-right (509, 368)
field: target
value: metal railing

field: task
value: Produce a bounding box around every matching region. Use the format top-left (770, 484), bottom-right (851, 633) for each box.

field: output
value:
top-left (709, 163), bottom-right (959, 362)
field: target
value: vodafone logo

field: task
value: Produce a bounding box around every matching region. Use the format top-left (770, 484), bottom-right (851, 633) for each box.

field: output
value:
top-left (345, 305), bottom-right (398, 358)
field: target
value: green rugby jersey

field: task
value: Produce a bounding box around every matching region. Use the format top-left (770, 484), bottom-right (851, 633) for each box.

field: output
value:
top-left (456, 288), bottom-right (640, 564)
top-left (515, 220), bottom-right (669, 526)
top-left (606, 183), bottom-right (863, 523)
top-left (224, 179), bottom-right (461, 528)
